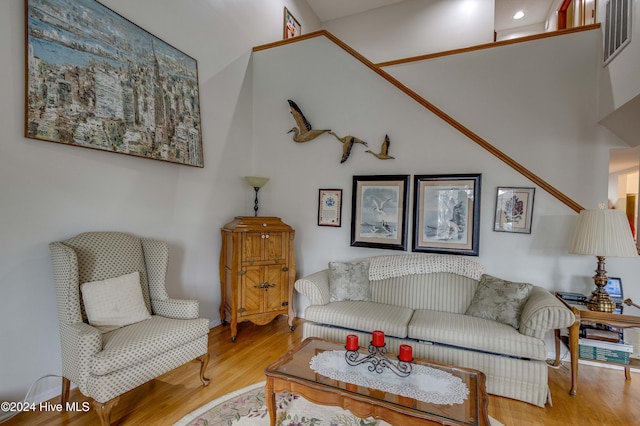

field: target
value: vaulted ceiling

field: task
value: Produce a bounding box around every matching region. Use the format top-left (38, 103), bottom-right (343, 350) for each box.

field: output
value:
top-left (305, 1), bottom-right (639, 172)
top-left (306, 0), bottom-right (556, 32)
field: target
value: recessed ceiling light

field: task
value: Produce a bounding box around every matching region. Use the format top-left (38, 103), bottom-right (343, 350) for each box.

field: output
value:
top-left (513, 11), bottom-right (525, 20)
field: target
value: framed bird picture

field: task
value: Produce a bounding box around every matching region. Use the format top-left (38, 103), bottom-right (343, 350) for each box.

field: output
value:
top-left (412, 174), bottom-right (481, 256)
top-left (351, 175), bottom-right (410, 251)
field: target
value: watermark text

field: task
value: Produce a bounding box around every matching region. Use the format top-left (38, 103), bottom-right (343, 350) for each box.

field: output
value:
top-left (1, 401), bottom-right (90, 412)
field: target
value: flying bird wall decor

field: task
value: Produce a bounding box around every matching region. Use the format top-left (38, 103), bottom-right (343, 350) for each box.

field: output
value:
top-left (365, 134), bottom-right (395, 160)
top-left (287, 99), bottom-right (330, 142)
top-left (328, 131), bottom-right (368, 164)
top-left (285, 100), bottom-right (397, 163)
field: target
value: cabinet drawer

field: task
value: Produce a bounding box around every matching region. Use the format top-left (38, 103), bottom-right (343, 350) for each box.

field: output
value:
top-left (241, 232), bottom-right (287, 264)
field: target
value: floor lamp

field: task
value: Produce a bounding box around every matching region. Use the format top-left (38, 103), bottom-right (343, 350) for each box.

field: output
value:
top-left (569, 205), bottom-right (638, 312)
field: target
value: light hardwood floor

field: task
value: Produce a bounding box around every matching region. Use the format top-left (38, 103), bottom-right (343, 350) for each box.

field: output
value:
top-left (5, 317), bottom-right (640, 425)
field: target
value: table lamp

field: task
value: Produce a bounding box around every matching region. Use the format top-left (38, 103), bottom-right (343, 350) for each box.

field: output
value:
top-left (244, 176), bottom-right (269, 216)
top-left (569, 204), bottom-right (638, 312)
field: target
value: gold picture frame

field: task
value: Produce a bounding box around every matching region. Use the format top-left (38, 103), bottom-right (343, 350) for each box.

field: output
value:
top-left (25, 0), bottom-right (204, 167)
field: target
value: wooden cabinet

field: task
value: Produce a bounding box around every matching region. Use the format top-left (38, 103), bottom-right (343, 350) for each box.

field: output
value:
top-left (219, 216), bottom-right (296, 341)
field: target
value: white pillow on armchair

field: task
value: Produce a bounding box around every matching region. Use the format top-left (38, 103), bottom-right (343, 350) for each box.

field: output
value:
top-left (80, 271), bottom-right (151, 332)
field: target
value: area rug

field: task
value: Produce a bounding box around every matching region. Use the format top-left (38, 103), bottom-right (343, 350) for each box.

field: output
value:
top-left (174, 381), bottom-right (504, 426)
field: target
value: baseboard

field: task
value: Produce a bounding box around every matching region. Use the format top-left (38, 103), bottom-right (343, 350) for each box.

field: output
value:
top-left (578, 358), bottom-right (640, 372)
top-left (0, 412), bottom-right (15, 422)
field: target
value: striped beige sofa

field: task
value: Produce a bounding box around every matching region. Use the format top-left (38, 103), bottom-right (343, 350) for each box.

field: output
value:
top-left (294, 254), bottom-right (575, 407)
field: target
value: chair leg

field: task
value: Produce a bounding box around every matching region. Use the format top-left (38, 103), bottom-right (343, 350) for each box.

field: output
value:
top-left (198, 353), bottom-right (210, 386)
top-left (61, 377), bottom-right (70, 406)
top-left (93, 397), bottom-right (119, 426)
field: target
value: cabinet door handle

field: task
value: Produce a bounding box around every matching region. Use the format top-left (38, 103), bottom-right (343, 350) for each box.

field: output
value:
top-left (258, 282), bottom-right (275, 290)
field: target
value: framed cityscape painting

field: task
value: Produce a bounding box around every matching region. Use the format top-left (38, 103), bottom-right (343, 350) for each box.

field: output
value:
top-left (25, 0), bottom-right (204, 167)
top-left (351, 175), bottom-right (409, 251)
top-left (493, 187), bottom-right (535, 234)
top-left (412, 174), bottom-right (481, 256)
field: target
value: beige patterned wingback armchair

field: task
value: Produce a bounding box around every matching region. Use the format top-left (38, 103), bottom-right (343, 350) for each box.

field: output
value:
top-left (49, 232), bottom-right (210, 426)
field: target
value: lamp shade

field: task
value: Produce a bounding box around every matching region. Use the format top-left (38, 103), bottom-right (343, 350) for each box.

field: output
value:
top-left (569, 208), bottom-right (638, 257)
top-left (244, 176), bottom-right (269, 188)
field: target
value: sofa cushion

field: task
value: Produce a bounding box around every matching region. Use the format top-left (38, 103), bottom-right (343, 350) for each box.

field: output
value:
top-left (328, 260), bottom-right (371, 302)
top-left (304, 301), bottom-right (413, 338)
top-left (408, 310), bottom-right (546, 360)
top-left (371, 272), bottom-right (478, 313)
top-left (465, 274), bottom-right (533, 329)
top-left (91, 315), bottom-right (209, 376)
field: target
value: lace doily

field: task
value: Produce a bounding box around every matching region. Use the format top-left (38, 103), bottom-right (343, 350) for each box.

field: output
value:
top-left (310, 350), bottom-right (469, 405)
top-left (368, 254), bottom-right (485, 282)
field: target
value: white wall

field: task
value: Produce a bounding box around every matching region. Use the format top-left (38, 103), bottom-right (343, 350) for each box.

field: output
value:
top-left (385, 29), bottom-right (610, 206)
top-left (497, 22), bottom-right (546, 41)
top-left (0, 0), bottom-right (320, 405)
top-left (379, 27), bottom-right (640, 300)
top-left (321, 0), bottom-right (495, 63)
top-left (4, 0), bottom-right (640, 410)
top-left (598, 0), bottom-right (640, 119)
top-left (251, 30), bottom-right (640, 321)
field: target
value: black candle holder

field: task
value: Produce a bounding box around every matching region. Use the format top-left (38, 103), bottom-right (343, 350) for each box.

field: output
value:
top-left (345, 342), bottom-right (412, 377)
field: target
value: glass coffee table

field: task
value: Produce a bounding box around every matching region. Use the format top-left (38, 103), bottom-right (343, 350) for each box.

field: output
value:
top-left (265, 337), bottom-right (490, 425)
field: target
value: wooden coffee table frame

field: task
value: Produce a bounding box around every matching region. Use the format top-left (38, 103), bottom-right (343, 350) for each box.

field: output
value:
top-left (265, 337), bottom-right (490, 426)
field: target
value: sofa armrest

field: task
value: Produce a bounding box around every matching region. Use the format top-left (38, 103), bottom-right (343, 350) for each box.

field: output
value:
top-left (294, 269), bottom-right (331, 305)
top-left (59, 322), bottom-right (102, 389)
top-left (152, 298), bottom-right (199, 319)
top-left (519, 286), bottom-right (576, 339)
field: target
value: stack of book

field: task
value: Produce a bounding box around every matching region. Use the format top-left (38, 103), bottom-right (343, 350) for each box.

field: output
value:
top-left (584, 327), bottom-right (621, 343)
top-left (578, 338), bottom-right (633, 364)
top-left (624, 328), bottom-right (640, 360)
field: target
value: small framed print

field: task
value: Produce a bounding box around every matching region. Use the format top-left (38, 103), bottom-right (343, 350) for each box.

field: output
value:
top-left (494, 187), bottom-right (535, 234)
top-left (412, 174), bottom-right (481, 256)
top-left (351, 175), bottom-right (410, 251)
top-left (318, 189), bottom-right (342, 227)
top-left (284, 7), bottom-right (301, 39)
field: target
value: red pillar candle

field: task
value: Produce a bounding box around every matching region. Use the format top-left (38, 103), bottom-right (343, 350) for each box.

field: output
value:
top-left (346, 334), bottom-right (359, 351)
top-left (399, 344), bottom-right (413, 362)
top-left (371, 330), bottom-right (385, 347)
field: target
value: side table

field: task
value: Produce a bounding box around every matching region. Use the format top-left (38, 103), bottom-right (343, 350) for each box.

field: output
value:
top-left (554, 293), bottom-right (640, 396)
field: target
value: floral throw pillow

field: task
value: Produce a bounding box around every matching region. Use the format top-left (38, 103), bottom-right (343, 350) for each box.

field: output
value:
top-left (465, 274), bottom-right (533, 329)
top-left (328, 260), bottom-right (371, 302)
